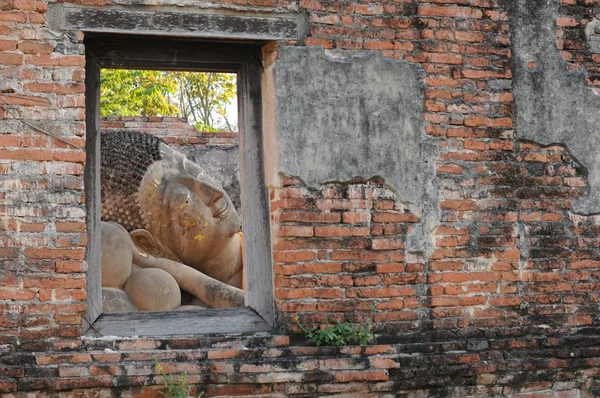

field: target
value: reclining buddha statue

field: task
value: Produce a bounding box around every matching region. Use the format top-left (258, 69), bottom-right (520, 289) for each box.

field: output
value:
top-left (99, 130), bottom-right (244, 312)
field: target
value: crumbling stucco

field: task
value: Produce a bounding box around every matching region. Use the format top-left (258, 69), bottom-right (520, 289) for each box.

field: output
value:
top-left (510, 0), bottom-right (600, 214)
top-left (273, 47), bottom-right (439, 254)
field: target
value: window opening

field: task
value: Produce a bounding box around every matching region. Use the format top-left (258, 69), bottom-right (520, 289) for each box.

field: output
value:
top-left (99, 69), bottom-right (243, 313)
top-left (84, 35), bottom-right (274, 336)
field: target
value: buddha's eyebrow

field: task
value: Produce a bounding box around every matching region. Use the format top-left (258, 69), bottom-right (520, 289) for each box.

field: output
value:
top-left (182, 158), bottom-right (208, 178)
top-left (168, 176), bottom-right (223, 200)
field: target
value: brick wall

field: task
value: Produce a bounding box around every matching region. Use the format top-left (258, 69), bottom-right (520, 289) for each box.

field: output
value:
top-left (2, 0), bottom-right (600, 397)
top-left (100, 116), bottom-right (239, 148)
top-left (557, 0), bottom-right (600, 85)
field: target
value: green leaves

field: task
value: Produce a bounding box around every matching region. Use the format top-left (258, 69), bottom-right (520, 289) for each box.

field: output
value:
top-left (100, 69), bottom-right (237, 132)
top-left (295, 316), bottom-right (374, 347)
top-left (100, 69), bottom-right (180, 117)
top-left (154, 357), bottom-right (205, 398)
top-left (172, 72), bottom-right (237, 131)
top-left (154, 358), bottom-right (190, 398)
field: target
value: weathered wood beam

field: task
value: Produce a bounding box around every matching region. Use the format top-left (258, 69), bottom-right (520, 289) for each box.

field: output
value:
top-left (86, 307), bottom-right (272, 337)
top-left (83, 52), bottom-right (102, 333)
top-left (85, 36), bottom-right (261, 71)
top-left (49, 4), bottom-right (307, 42)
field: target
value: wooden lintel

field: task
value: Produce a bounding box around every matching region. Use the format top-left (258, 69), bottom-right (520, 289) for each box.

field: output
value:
top-left (85, 35), bottom-right (262, 71)
top-left (49, 4), bottom-right (306, 42)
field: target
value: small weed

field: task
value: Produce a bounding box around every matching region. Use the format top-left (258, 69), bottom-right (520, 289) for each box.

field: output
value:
top-left (295, 315), bottom-right (374, 347)
top-left (154, 358), bottom-right (204, 398)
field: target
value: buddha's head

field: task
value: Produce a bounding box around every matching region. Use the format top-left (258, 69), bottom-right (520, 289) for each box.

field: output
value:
top-left (100, 131), bottom-right (241, 279)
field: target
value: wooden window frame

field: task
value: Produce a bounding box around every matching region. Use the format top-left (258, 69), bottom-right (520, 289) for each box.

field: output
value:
top-left (83, 35), bottom-right (276, 336)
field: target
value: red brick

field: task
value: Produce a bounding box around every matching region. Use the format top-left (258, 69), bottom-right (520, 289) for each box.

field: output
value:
top-left (353, 275), bottom-right (382, 286)
top-left (316, 199), bottom-right (372, 210)
top-left (342, 211), bottom-right (371, 224)
top-left (37, 353), bottom-right (92, 365)
top-left (24, 248), bottom-right (85, 260)
top-left (431, 297), bottom-right (460, 307)
top-left (370, 357), bottom-right (400, 369)
top-left (426, 53), bottom-right (463, 64)
top-left (440, 200), bottom-right (477, 211)
top-left (277, 288), bottom-right (344, 299)
top-left (0, 40), bottom-right (16, 51)
top-left (357, 287), bottom-right (414, 298)
top-left (425, 77), bottom-right (459, 87)
top-left (372, 212), bottom-right (419, 223)
top-left (569, 260), bottom-right (600, 269)
top-left (372, 238), bottom-right (403, 251)
top-left (55, 260), bottom-right (86, 273)
top-left (274, 251), bottom-right (316, 263)
top-left (55, 222), bottom-right (86, 232)
top-left (23, 276), bottom-right (85, 289)
top-left (0, 288), bottom-right (36, 300)
top-left (17, 40), bottom-right (53, 54)
top-left (0, 11), bottom-right (26, 21)
top-left (210, 362), bottom-right (234, 374)
top-left (0, 52), bottom-right (23, 65)
top-left (364, 40), bottom-right (394, 50)
top-left (557, 16), bottom-right (578, 26)
top-left (304, 37), bottom-right (334, 48)
top-left (24, 82), bottom-right (85, 94)
top-left (207, 349), bottom-right (252, 360)
top-left (25, 54), bottom-right (84, 66)
top-left (0, 135), bottom-right (20, 146)
top-left (437, 164), bottom-right (463, 174)
top-left (376, 263), bottom-right (405, 273)
top-left (277, 226), bottom-right (314, 237)
top-left (279, 262), bottom-right (342, 275)
top-left (206, 384), bottom-right (271, 396)
top-left (332, 251), bottom-right (387, 261)
top-left (0, 148), bottom-right (54, 160)
top-left (0, 380), bottom-right (16, 393)
top-left (278, 211), bottom-right (340, 223)
top-left (90, 364), bottom-right (121, 376)
top-left (89, 353), bottom-right (121, 362)
top-left (335, 371), bottom-right (388, 382)
top-left (314, 226), bottom-right (370, 237)
top-left (278, 302), bottom-right (318, 312)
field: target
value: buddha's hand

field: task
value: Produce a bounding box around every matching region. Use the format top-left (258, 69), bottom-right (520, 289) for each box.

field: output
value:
top-left (132, 249), bottom-right (244, 308)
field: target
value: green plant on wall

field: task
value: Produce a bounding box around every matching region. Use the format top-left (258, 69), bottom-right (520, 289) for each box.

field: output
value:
top-left (154, 358), bottom-right (204, 398)
top-left (295, 315), bottom-right (374, 347)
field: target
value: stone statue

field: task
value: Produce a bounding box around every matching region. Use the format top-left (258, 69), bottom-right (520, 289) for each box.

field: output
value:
top-left (99, 131), bottom-right (244, 312)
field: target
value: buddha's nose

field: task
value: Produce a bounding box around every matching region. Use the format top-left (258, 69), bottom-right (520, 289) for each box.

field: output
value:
top-left (200, 182), bottom-right (224, 206)
top-left (209, 187), bottom-right (224, 204)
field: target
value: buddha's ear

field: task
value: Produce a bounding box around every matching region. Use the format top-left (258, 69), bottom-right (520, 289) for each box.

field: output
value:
top-left (129, 229), bottom-right (165, 258)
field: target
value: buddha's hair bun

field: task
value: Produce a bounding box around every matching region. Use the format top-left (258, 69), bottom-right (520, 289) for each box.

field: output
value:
top-left (100, 130), bottom-right (164, 231)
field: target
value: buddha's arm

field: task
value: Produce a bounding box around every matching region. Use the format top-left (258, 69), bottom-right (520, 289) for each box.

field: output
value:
top-left (132, 250), bottom-right (244, 309)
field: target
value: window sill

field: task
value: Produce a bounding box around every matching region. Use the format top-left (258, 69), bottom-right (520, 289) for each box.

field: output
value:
top-left (85, 307), bottom-right (272, 338)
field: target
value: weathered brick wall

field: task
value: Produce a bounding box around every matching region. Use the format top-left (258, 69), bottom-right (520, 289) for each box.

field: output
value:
top-left (2, 0), bottom-right (600, 396)
top-left (100, 116), bottom-right (238, 148)
top-left (557, 0), bottom-right (600, 85)
top-left (273, 176), bottom-right (424, 333)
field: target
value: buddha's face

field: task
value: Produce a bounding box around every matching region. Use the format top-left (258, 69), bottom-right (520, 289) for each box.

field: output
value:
top-left (135, 144), bottom-right (240, 276)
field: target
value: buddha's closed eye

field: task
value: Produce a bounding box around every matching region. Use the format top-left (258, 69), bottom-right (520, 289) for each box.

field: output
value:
top-left (212, 198), bottom-right (230, 219)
